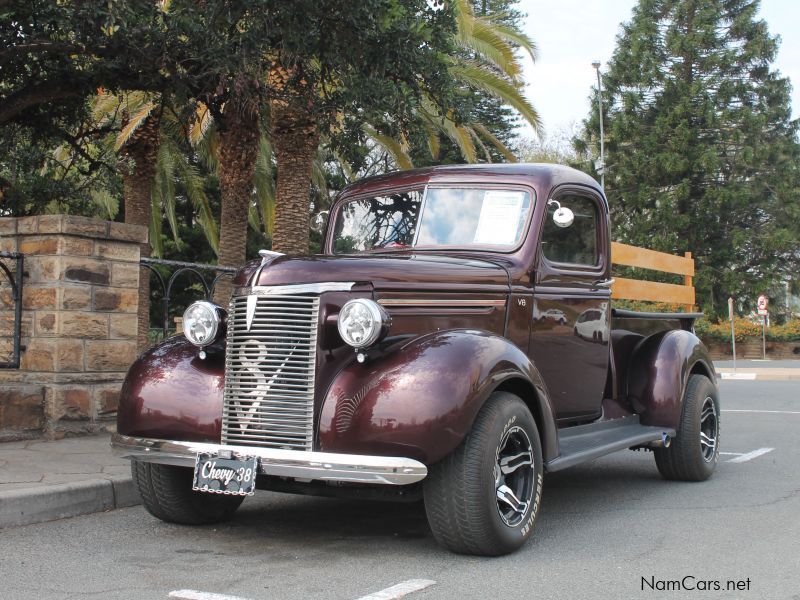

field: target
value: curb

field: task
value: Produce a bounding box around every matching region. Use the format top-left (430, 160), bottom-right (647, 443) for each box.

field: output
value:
top-left (0, 476), bottom-right (140, 529)
top-left (718, 370), bottom-right (800, 381)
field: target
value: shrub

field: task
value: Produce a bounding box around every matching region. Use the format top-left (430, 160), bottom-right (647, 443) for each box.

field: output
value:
top-left (693, 317), bottom-right (800, 342)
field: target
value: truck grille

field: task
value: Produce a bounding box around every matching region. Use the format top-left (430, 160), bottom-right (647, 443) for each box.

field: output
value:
top-left (221, 292), bottom-right (320, 450)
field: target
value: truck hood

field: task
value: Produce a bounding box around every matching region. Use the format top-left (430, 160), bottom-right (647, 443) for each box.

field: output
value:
top-left (237, 253), bottom-right (510, 292)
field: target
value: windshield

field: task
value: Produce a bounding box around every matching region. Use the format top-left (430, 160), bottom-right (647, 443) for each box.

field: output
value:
top-left (331, 187), bottom-right (532, 254)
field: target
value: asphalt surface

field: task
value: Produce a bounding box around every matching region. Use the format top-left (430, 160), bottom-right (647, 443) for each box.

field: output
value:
top-left (1, 380), bottom-right (798, 600)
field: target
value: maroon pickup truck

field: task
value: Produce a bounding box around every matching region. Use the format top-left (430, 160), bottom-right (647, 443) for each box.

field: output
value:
top-left (113, 163), bottom-right (720, 556)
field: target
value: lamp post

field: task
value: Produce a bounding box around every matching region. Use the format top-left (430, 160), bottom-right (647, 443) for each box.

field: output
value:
top-left (592, 60), bottom-right (605, 189)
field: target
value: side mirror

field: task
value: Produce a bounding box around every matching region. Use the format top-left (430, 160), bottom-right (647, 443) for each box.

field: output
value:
top-left (312, 211), bottom-right (329, 233)
top-left (547, 199), bottom-right (574, 228)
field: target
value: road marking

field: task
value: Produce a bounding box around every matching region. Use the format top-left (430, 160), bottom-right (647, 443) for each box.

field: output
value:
top-left (720, 447), bottom-right (775, 463)
top-left (169, 591), bottom-right (253, 600)
top-left (723, 410), bottom-right (800, 414)
top-left (720, 373), bottom-right (757, 380)
top-left (355, 579), bottom-right (437, 600)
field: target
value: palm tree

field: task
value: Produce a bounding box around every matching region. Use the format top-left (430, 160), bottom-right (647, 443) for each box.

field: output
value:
top-left (368, 0), bottom-right (540, 167)
top-left (91, 90), bottom-right (222, 347)
top-left (211, 94), bottom-right (262, 305)
top-left (265, 0), bottom-right (540, 256)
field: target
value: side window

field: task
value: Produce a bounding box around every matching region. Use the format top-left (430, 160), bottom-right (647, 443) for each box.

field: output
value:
top-left (541, 194), bottom-right (599, 266)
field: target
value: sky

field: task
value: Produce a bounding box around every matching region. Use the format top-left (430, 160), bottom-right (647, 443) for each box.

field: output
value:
top-left (516, 0), bottom-right (800, 141)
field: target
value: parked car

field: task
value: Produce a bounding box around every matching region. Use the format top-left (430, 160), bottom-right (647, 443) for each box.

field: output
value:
top-left (574, 304), bottom-right (608, 342)
top-left (114, 164), bottom-right (720, 556)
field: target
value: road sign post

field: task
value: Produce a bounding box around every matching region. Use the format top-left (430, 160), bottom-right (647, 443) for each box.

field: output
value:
top-left (728, 297), bottom-right (736, 371)
top-left (757, 294), bottom-right (769, 360)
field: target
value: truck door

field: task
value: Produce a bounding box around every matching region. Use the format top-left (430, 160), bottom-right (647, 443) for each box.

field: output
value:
top-left (529, 188), bottom-right (611, 422)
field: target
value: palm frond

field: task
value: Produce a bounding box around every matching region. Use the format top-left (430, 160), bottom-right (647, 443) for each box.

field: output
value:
top-left (154, 141), bottom-right (181, 249)
top-left (362, 124), bottom-right (414, 170)
top-left (253, 135), bottom-right (276, 235)
top-left (452, 0), bottom-right (475, 39)
top-left (487, 20), bottom-right (537, 62)
top-left (115, 101), bottom-right (156, 151)
top-left (149, 180), bottom-right (164, 258)
top-left (90, 189), bottom-right (119, 220)
top-left (467, 19), bottom-right (520, 80)
top-left (419, 97), bottom-right (477, 163)
top-left (91, 92), bottom-right (123, 123)
top-left (471, 122), bottom-right (519, 162)
top-left (450, 62), bottom-right (542, 133)
top-left (189, 103), bottom-right (212, 147)
top-left (467, 126), bottom-right (492, 162)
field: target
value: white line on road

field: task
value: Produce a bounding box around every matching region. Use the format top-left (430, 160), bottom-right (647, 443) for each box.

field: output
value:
top-left (720, 373), bottom-right (757, 380)
top-left (356, 579), bottom-right (437, 600)
top-left (725, 447), bottom-right (775, 463)
top-left (169, 591), bottom-right (253, 600)
top-left (722, 410), bottom-right (800, 414)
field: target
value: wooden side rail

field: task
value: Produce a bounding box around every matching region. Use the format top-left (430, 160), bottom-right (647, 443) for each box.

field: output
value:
top-left (610, 241), bottom-right (695, 311)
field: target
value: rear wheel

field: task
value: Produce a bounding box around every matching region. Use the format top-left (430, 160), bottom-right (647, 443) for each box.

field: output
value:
top-left (423, 392), bottom-right (544, 556)
top-left (131, 461), bottom-right (244, 525)
top-left (654, 374), bottom-right (720, 481)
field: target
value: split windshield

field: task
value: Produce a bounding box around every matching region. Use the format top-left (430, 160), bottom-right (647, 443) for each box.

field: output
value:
top-left (331, 187), bottom-right (532, 254)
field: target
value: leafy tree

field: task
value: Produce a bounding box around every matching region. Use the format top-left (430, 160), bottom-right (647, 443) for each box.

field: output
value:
top-left (575, 0), bottom-right (800, 317)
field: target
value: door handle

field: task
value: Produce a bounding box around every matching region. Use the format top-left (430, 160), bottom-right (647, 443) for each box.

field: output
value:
top-left (593, 278), bottom-right (615, 289)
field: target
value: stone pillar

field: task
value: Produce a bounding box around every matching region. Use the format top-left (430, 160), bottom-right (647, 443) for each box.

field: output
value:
top-left (0, 215), bottom-right (147, 440)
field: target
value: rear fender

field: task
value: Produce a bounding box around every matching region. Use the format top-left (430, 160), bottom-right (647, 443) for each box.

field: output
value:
top-left (318, 330), bottom-right (557, 464)
top-left (627, 329), bottom-right (717, 430)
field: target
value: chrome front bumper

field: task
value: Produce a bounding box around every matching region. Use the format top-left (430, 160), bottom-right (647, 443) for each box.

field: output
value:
top-left (111, 433), bottom-right (427, 486)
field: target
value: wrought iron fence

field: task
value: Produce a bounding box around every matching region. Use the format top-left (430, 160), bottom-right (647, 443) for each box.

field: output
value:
top-left (0, 251), bottom-right (24, 369)
top-left (141, 257), bottom-right (237, 342)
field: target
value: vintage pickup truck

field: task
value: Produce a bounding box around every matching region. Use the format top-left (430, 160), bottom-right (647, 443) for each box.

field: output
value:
top-left (113, 163), bottom-right (720, 556)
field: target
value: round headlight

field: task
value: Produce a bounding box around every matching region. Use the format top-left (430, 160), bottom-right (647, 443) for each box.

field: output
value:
top-left (337, 299), bottom-right (389, 348)
top-left (183, 301), bottom-right (222, 347)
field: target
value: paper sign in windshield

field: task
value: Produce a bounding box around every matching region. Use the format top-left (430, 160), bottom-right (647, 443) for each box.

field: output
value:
top-left (473, 191), bottom-right (525, 245)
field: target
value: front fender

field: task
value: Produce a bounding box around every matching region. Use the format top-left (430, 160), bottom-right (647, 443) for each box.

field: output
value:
top-left (627, 329), bottom-right (717, 430)
top-left (318, 330), bottom-right (556, 465)
top-left (117, 336), bottom-right (224, 443)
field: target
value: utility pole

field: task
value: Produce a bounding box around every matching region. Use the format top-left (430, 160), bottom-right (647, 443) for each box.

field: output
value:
top-left (592, 60), bottom-right (605, 189)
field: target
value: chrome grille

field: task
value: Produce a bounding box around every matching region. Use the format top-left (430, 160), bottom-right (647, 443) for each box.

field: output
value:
top-left (221, 292), bottom-right (320, 450)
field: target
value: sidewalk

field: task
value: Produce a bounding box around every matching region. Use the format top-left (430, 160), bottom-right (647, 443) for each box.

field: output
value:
top-left (2, 359), bottom-right (798, 529)
top-left (0, 433), bottom-right (138, 528)
top-left (714, 359), bottom-right (800, 380)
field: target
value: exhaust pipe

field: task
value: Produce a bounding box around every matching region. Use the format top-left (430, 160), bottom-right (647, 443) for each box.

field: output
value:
top-left (647, 432), bottom-right (672, 449)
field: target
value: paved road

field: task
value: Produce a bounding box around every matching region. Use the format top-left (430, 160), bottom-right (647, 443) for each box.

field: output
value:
top-left (2, 381), bottom-right (798, 600)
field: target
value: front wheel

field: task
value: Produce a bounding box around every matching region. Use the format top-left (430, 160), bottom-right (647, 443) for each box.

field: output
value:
top-left (654, 374), bottom-right (720, 481)
top-left (131, 461), bottom-right (245, 525)
top-left (423, 391), bottom-right (544, 556)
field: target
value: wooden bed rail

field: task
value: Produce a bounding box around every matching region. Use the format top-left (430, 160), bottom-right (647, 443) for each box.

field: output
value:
top-left (610, 241), bottom-right (695, 312)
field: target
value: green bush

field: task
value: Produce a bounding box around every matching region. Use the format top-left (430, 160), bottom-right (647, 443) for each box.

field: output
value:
top-left (693, 317), bottom-right (800, 342)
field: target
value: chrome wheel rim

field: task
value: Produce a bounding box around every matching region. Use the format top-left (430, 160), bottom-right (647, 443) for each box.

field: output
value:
top-left (699, 396), bottom-right (718, 462)
top-left (494, 425), bottom-right (535, 527)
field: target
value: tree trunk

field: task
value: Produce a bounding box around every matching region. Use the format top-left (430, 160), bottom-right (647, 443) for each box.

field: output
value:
top-left (212, 101), bottom-right (260, 306)
top-left (121, 113), bottom-right (160, 353)
top-left (270, 100), bottom-right (320, 255)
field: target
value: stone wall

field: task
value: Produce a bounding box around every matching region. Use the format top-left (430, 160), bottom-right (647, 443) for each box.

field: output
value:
top-left (0, 215), bottom-right (147, 440)
top-left (704, 339), bottom-right (800, 360)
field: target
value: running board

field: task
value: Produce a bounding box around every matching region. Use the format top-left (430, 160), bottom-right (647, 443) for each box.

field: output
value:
top-left (545, 415), bottom-right (675, 472)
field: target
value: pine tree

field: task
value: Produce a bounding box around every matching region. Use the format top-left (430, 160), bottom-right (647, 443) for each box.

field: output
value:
top-left (576, 0), bottom-right (800, 317)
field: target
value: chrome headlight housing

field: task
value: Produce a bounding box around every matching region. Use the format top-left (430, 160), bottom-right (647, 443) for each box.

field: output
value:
top-left (337, 299), bottom-right (390, 349)
top-left (182, 301), bottom-right (223, 347)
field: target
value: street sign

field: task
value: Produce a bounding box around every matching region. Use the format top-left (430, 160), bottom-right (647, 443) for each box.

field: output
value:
top-left (728, 297), bottom-right (734, 321)
top-left (757, 294), bottom-right (768, 316)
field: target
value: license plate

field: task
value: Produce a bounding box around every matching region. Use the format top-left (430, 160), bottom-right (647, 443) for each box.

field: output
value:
top-left (192, 453), bottom-right (258, 496)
